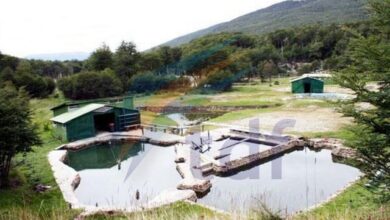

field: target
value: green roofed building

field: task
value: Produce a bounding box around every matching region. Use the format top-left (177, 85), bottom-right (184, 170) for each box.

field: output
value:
top-left (50, 102), bottom-right (140, 142)
top-left (50, 96), bottom-right (135, 116)
top-left (291, 76), bottom-right (324, 94)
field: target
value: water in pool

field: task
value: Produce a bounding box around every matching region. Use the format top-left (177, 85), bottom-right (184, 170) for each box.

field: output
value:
top-left (198, 146), bottom-right (361, 214)
top-left (65, 142), bottom-right (361, 214)
top-left (66, 142), bottom-right (181, 208)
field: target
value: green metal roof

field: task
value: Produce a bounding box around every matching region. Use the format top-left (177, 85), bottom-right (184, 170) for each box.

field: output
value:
top-left (50, 103), bottom-right (105, 124)
top-left (50, 95), bottom-right (135, 110)
top-left (290, 76), bottom-right (324, 83)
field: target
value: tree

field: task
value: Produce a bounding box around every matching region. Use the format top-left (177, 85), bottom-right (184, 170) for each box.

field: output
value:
top-left (157, 46), bottom-right (183, 74)
top-left (139, 52), bottom-right (163, 72)
top-left (199, 70), bottom-right (235, 92)
top-left (230, 34), bottom-right (255, 48)
top-left (58, 69), bottom-right (123, 100)
top-left (86, 43), bottom-right (113, 71)
top-left (13, 61), bottom-right (54, 98)
top-left (185, 49), bottom-right (229, 84)
top-left (335, 0), bottom-right (390, 201)
top-left (0, 84), bottom-right (41, 188)
top-left (113, 41), bottom-right (140, 88)
top-left (128, 72), bottom-right (176, 93)
top-left (0, 54), bottom-right (19, 72)
top-left (259, 60), bottom-right (278, 82)
top-left (0, 67), bottom-right (15, 83)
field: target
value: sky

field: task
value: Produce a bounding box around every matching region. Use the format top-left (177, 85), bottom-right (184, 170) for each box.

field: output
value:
top-left (0, 0), bottom-right (283, 58)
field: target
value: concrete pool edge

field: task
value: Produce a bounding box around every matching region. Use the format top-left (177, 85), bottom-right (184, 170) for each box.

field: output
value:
top-left (58, 130), bottom-right (183, 151)
top-left (48, 130), bottom-right (200, 216)
top-left (48, 149), bottom-right (199, 216)
top-left (48, 129), bottom-right (360, 217)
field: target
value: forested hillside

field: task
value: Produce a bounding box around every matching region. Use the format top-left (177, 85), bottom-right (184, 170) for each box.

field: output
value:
top-left (163, 0), bottom-right (368, 47)
top-left (0, 20), bottom-right (378, 99)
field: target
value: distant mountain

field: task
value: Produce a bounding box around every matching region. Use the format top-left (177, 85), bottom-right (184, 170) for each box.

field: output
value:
top-left (163, 0), bottom-right (368, 47)
top-left (25, 52), bottom-right (90, 61)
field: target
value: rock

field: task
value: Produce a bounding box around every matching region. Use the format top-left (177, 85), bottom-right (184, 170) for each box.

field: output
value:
top-left (177, 179), bottom-right (211, 193)
top-left (34, 184), bottom-right (52, 193)
top-left (331, 147), bottom-right (357, 159)
top-left (71, 174), bottom-right (81, 189)
top-left (310, 138), bottom-right (357, 159)
top-left (145, 189), bottom-right (197, 209)
top-left (175, 144), bottom-right (187, 163)
top-left (310, 138), bottom-right (343, 150)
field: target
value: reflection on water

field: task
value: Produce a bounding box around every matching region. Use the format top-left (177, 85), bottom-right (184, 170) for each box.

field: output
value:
top-left (66, 143), bottom-right (361, 214)
top-left (198, 148), bottom-right (361, 214)
top-left (66, 142), bottom-right (181, 207)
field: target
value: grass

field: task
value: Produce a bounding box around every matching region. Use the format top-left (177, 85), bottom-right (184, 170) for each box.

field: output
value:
top-left (288, 99), bottom-right (338, 108)
top-left (85, 202), bottom-right (228, 220)
top-left (295, 180), bottom-right (390, 220)
top-left (140, 111), bottom-right (178, 126)
top-left (1, 80), bottom-right (389, 219)
top-left (0, 96), bottom-right (79, 219)
top-left (289, 126), bottom-right (356, 140)
top-left (209, 108), bottom-right (277, 124)
top-left (0, 96), bottom-right (219, 219)
top-left (134, 78), bottom-right (291, 108)
top-left (134, 92), bottom-right (183, 107)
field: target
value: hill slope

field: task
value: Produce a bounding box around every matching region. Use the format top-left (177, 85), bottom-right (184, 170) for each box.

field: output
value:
top-left (163, 0), bottom-right (368, 47)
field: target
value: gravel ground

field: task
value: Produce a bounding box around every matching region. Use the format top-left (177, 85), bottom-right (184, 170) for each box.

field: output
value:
top-left (229, 106), bottom-right (351, 133)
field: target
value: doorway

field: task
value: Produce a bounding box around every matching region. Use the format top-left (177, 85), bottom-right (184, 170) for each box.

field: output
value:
top-left (94, 113), bottom-right (115, 132)
top-left (304, 82), bottom-right (311, 93)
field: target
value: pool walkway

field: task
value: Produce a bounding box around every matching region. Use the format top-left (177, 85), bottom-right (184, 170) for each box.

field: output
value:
top-left (59, 129), bottom-right (184, 150)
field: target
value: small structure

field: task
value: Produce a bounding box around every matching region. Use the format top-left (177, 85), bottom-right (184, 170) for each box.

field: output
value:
top-left (291, 76), bottom-right (324, 94)
top-left (51, 103), bottom-right (140, 142)
top-left (51, 96), bottom-right (135, 117)
top-left (302, 73), bottom-right (332, 80)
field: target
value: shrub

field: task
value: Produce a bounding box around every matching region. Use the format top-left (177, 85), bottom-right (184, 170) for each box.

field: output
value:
top-left (199, 70), bottom-right (235, 93)
top-left (128, 72), bottom-right (179, 93)
top-left (58, 69), bottom-right (123, 100)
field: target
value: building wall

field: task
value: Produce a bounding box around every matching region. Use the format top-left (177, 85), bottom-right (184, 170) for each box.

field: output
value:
top-left (53, 122), bottom-right (67, 141)
top-left (55, 107), bottom-right (141, 142)
top-left (292, 78), bottom-right (324, 93)
top-left (310, 79), bottom-right (324, 93)
top-left (66, 113), bottom-right (96, 141)
top-left (53, 106), bottom-right (69, 116)
top-left (113, 108), bottom-right (141, 131)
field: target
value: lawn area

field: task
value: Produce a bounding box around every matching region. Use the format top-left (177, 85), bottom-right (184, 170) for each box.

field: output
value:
top-left (141, 110), bottom-right (178, 126)
top-left (0, 80), bottom-right (388, 219)
top-left (134, 78), bottom-right (292, 108)
top-left (85, 202), bottom-right (228, 220)
top-left (0, 97), bottom-right (221, 220)
top-left (0, 97), bottom-right (79, 219)
top-left (295, 180), bottom-right (390, 220)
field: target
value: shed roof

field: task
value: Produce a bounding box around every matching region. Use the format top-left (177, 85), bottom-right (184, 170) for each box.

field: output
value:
top-left (302, 73), bottom-right (332, 78)
top-left (50, 95), bottom-right (135, 111)
top-left (290, 76), bottom-right (324, 83)
top-left (50, 103), bottom-right (105, 124)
